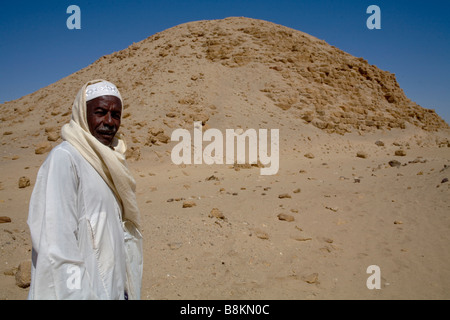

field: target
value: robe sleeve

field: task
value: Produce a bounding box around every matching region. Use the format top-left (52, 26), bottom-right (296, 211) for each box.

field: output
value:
top-left (28, 147), bottom-right (98, 299)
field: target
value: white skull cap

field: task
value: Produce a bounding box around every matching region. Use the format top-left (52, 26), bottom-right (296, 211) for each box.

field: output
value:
top-left (85, 80), bottom-right (122, 102)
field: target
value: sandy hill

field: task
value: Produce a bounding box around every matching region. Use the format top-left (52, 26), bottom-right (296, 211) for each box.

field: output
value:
top-left (1, 17), bottom-right (449, 147)
top-left (1, 17), bottom-right (449, 300)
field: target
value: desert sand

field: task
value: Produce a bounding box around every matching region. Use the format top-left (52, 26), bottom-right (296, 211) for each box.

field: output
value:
top-left (1, 17), bottom-right (449, 300)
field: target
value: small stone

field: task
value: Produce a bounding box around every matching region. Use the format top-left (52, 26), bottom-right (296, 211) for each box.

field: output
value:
top-left (254, 229), bottom-right (269, 240)
top-left (182, 201), bottom-right (196, 208)
top-left (3, 267), bottom-right (16, 276)
top-left (302, 113), bottom-right (314, 123)
top-left (18, 176), bottom-right (30, 188)
top-left (293, 237), bottom-right (312, 242)
top-left (277, 213), bottom-right (295, 222)
top-left (304, 153), bottom-right (315, 159)
top-left (394, 220), bottom-right (403, 225)
top-left (15, 260), bottom-right (31, 288)
top-left (168, 242), bottom-right (182, 250)
top-left (325, 206), bottom-right (338, 212)
top-left (125, 146), bottom-right (141, 161)
top-left (389, 160), bottom-right (401, 168)
top-left (278, 193), bottom-right (291, 199)
top-left (47, 131), bottom-right (59, 142)
top-left (302, 272), bottom-right (319, 284)
top-left (35, 141), bottom-right (52, 154)
top-left (155, 133), bottom-right (170, 144)
top-left (192, 113), bottom-right (209, 125)
top-left (209, 208), bottom-right (225, 220)
top-left (293, 188), bottom-right (301, 193)
top-left (356, 151), bottom-right (368, 159)
top-left (0, 216), bottom-right (12, 223)
top-left (395, 149), bottom-right (406, 156)
top-left (148, 127), bottom-right (164, 136)
top-left (441, 178), bottom-right (448, 184)
top-left (375, 140), bottom-right (385, 147)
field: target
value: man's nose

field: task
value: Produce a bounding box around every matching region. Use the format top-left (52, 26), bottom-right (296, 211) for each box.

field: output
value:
top-left (104, 112), bottom-right (114, 125)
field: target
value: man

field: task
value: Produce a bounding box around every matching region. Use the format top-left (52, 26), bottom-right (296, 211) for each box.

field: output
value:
top-left (27, 80), bottom-right (143, 299)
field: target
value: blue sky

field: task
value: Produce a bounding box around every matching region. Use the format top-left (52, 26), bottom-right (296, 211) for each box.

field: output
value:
top-left (1, 0), bottom-right (449, 124)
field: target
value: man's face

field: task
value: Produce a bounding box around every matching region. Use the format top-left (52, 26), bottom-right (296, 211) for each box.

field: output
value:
top-left (86, 95), bottom-right (122, 147)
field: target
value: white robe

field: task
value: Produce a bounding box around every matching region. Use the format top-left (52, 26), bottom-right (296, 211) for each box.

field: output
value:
top-left (27, 141), bottom-right (143, 300)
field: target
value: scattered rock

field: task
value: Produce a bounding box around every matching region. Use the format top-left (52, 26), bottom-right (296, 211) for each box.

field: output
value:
top-left (155, 133), bottom-right (170, 144)
top-left (254, 229), bottom-right (269, 240)
top-left (209, 208), bottom-right (225, 220)
top-left (375, 140), bottom-right (385, 147)
top-left (302, 113), bottom-right (314, 123)
top-left (125, 146), bottom-right (141, 161)
top-left (356, 151), bottom-right (368, 159)
top-left (277, 213), bottom-right (295, 222)
top-left (325, 206), bottom-right (338, 212)
top-left (292, 236), bottom-right (312, 242)
top-left (409, 158), bottom-right (426, 164)
top-left (148, 127), bottom-right (164, 136)
top-left (147, 128), bottom-right (170, 145)
top-left (192, 113), bottom-right (210, 125)
top-left (3, 267), bottom-right (17, 276)
top-left (0, 216), bottom-right (12, 223)
top-left (15, 260), bottom-right (31, 288)
top-left (293, 188), bottom-right (301, 193)
top-left (168, 242), bottom-right (183, 250)
top-left (18, 176), bottom-right (30, 188)
top-left (302, 272), bottom-right (319, 284)
top-left (35, 141), bottom-right (52, 154)
top-left (395, 149), bottom-right (406, 156)
top-left (441, 178), bottom-right (448, 184)
top-left (205, 175), bottom-right (219, 181)
top-left (278, 193), bottom-right (291, 199)
top-left (304, 153), bottom-right (315, 159)
top-left (389, 160), bottom-right (402, 168)
top-left (182, 201), bottom-right (196, 208)
top-left (47, 131), bottom-right (60, 142)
